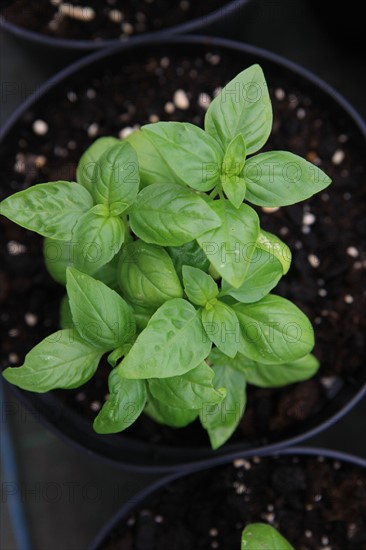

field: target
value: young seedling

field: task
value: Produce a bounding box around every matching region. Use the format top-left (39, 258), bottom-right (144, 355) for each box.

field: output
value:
top-left (241, 523), bottom-right (294, 549)
top-left (1, 64), bottom-right (331, 449)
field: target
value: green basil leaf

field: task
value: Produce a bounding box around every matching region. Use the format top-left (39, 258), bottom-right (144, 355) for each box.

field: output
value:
top-left (127, 129), bottom-right (179, 189)
top-left (257, 229), bottom-right (292, 274)
top-left (137, 122), bottom-right (223, 192)
top-left (89, 204), bottom-right (109, 216)
top-left (118, 241), bottom-right (182, 308)
top-left (167, 241), bottom-right (210, 278)
top-left (92, 141), bottom-right (139, 211)
top-left (43, 238), bottom-right (74, 285)
top-left (199, 360), bottom-right (246, 449)
top-left (66, 267), bottom-right (135, 351)
top-left (129, 183), bottom-right (221, 246)
top-left (129, 303), bottom-right (156, 332)
top-left (44, 238), bottom-right (122, 289)
top-left (0, 181), bottom-right (93, 240)
top-left (244, 151), bottom-right (332, 207)
top-left (201, 301), bottom-right (240, 358)
top-left (197, 199), bottom-right (259, 288)
top-left (221, 174), bottom-right (247, 209)
top-left (107, 345), bottom-right (130, 368)
top-left (72, 206), bottom-right (125, 274)
top-left (148, 361), bottom-right (225, 410)
top-left (182, 265), bottom-right (218, 306)
top-left (2, 329), bottom-right (102, 392)
top-left (59, 295), bottom-right (73, 329)
top-left (76, 136), bottom-right (120, 196)
top-left (222, 134), bottom-right (247, 176)
top-left (94, 254), bottom-right (120, 292)
top-left (205, 64), bottom-right (272, 155)
top-left (218, 295), bottom-right (237, 307)
top-left (241, 524), bottom-right (295, 550)
top-left (233, 294), bottom-right (314, 364)
top-left (118, 298), bottom-right (211, 379)
top-left (93, 370), bottom-right (146, 434)
top-left (221, 248), bottom-right (283, 303)
top-left (232, 352), bottom-right (319, 387)
top-left (145, 392), bottom-right (199, 428)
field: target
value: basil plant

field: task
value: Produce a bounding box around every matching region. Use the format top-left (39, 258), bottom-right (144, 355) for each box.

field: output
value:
top-left (1, 65), bottom-right (331, 448)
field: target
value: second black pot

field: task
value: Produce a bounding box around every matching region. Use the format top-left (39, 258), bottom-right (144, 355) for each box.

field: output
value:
top-left (89, 447), bottom-right (366, 549)
top-left (0, 0), bottom-right (250, 53)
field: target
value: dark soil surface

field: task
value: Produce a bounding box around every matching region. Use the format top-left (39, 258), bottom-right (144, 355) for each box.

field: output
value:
top-left (1, 0), bottom-right (226, 40)
top-left (0, 42), bottom-right (365, 451)
top-left (98, 454), bottom-right (366, 549)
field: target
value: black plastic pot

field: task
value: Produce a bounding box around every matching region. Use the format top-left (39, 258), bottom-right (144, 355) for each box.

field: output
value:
top-left (89, 447), bottom-right (366, 549)
top-left (0, 0), bottom-right (250, 53)
top-left (1, 35), bottom-right (365, 473)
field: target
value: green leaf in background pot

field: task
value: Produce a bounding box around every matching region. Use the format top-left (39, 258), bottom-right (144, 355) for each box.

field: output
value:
top-left (233, 295), bottom-right (314, 364)
top-left (205, 64), bottom-right (272, 155)
top-left (0, 181), bottom-right (93, 241)
top-left (244, 151), bottom-right (332, 207)
top-left (182, 265), bottom-right (218, 306)
top-left (241, 523), bottom-right (295, 550)
top-left (93, 370), bottom-right (146, 434)
top-left (118, 241), bottom-right (182, 308)
top-left (2, 329), bottom-right (102, 392)
top-left (118, 299), bottom-right (211, 379)
top-left (197, 199), bottom-right (259, 288)
top-left (129, 183), bottom-right (221, 246)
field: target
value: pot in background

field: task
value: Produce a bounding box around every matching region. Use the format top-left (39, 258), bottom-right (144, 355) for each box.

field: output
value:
top-left (0, 0), bottom-right (250, 53)
top-left (89, 447), bottom-right (366, 549)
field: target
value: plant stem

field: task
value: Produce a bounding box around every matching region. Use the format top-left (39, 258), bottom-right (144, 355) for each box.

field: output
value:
top-left (209, 186), bottom-right (219, 199)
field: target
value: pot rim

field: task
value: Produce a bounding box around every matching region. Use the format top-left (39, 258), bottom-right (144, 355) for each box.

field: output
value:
top-left (1, 34), bottom-right (365, 473)
top-left (1, 34), bottom-right (365, 140)
top-left (88, 445), bottom-right (366, 550)
top-left (0, 0), bottom-right (250, 51)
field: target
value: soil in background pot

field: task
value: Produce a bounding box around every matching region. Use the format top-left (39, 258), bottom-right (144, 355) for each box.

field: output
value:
top-left (1, 0), bottom-right (226, 41)
top-left (96, 453), bottom-right (366, 549)
top-left (0, 42), bottom-right (365, 450)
